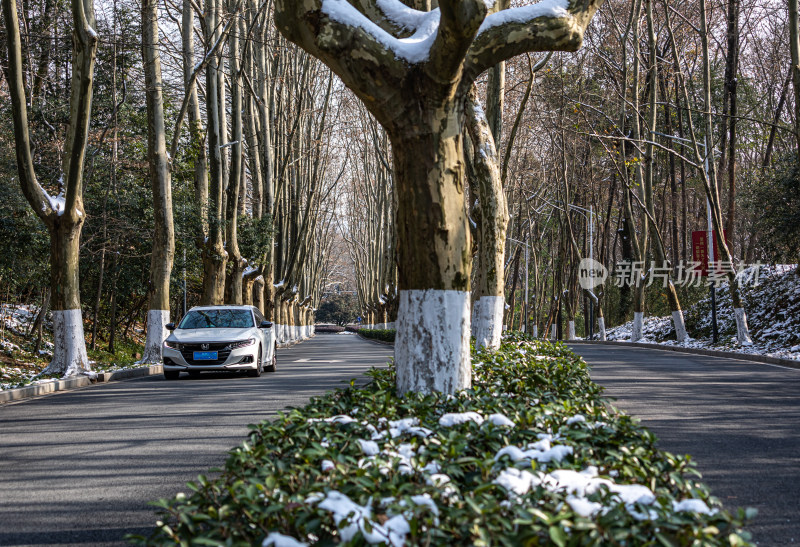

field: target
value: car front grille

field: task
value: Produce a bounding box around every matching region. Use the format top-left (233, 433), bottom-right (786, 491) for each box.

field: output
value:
top-left (179, 342), bottom-right (232, 366)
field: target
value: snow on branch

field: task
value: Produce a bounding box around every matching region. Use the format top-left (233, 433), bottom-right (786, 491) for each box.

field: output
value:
top-left (321, 0), bottom-right (439, 64)
top-left (466, 0), bottom-right (600, 79)
top-left (375, 0), bottom-right (431, 32)
top-left (477, 0), bottom-right (569, 34)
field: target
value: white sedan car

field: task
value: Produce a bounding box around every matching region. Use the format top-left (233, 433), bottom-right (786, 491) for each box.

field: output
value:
top-left (162, 305), bottom-right (276, 380)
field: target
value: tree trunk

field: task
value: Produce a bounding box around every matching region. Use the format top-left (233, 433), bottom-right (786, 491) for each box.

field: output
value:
top-left (465, 86), bottom-right (508, 351)
top-left (3, 0), bottom-right (97, 377)
top-left (107, 254), bottom-right (119, 353)
top-left (31, 287), bottom-right (51, 354)
top-left (182, 0), bottom-right (208, 223)
top-left (44, 219), bottom-right (90, 376)
top-left (724, 0), bottom-right (740, 255)
top-left (141, 0), bottom-right (176, 364)
top-left (790, 0), bottom-right (800, 160)
top-left (698, 0), bottom-right (752, 344)
top-left (224, 0), bottom-right (244, 306)
top-left (392, 100), bottom-right (472, 394)
top-left (200, 0), bottom-right (227, 305)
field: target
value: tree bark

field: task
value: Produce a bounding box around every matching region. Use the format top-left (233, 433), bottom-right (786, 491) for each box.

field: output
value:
top-left (200, 0), bottom-right (228, 304)
top-left (224, 0), bottom-right (245, 306)
top-left (391, 101), bottom-right (472, 393)
top-left (465, 85), bottom-right (508, 350)
top-left (790, 0), bottom-right (800, 160)
top-left (141, 0), bottom-right (176, 363)
top-left (723, 0), bottom-right (740, 256)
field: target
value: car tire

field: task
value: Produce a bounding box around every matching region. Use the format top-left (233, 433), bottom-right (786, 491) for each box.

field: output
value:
top-left (164, 370), bottom-right (180, 380)
top-left (265, 342), bottom-right (277, 372)
top-left (248, 347), bottom-right (263, 377)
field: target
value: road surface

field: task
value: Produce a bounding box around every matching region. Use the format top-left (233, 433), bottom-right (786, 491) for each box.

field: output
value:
top-left (0, 333), bottom-right (392, 546)
top-left (571, 343), bottom-right (800, 546)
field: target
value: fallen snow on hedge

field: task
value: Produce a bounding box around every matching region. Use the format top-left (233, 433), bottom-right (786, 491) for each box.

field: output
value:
top-left (140, 334), bottom-right (753, 546)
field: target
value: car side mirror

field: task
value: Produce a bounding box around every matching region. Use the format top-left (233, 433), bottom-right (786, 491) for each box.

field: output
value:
top-left (166, 322), bottom-right (176, 331)
top-left (260, 321), bottom-right (273, 329)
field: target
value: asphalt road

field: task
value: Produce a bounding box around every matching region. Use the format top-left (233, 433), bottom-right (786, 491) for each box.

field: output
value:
top-left (571, 343), bottom-right (800, 546)
top-left (0, 333), bottom-right (392, 547)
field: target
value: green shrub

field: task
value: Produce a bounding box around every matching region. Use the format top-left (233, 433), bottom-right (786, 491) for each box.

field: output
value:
top-left (137, 334), bottom-right (752, 546)
top-left (359, 328), bottom-right (396, 343)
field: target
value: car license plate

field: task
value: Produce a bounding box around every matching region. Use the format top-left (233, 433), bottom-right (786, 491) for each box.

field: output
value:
top-left (193, 351), bottom-right (218, 360)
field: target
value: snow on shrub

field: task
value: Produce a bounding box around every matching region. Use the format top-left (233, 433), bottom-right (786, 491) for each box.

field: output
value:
top-left (136, 334), bottom-right (753, 546)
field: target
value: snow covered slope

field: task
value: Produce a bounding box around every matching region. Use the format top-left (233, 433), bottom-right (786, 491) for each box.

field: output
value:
top-left (604, 265), bottom-right (800, 361)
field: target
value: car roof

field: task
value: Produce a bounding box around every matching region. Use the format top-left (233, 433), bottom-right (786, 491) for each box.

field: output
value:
top-left (188, 305), bottom-right (257, 312)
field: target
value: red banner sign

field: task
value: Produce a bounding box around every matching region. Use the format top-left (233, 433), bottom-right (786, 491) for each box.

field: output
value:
top-left (692, 230), bottom-right (726, 276)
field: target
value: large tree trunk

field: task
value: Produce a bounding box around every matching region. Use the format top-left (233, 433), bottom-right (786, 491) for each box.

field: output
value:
top-left (392, 98), bottom-right (472, 395)
top-left (3, 0), bottom-right (97, 377)
top-left (141, 0), bottom-right (176, 364)
top-left (44, 219), bottom-right (90, 376)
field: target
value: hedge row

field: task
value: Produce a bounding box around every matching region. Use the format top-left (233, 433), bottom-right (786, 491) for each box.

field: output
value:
top-left (357, 328), bottom-right (396, 343)
top-left (136, 334), bottom-right (752, 546)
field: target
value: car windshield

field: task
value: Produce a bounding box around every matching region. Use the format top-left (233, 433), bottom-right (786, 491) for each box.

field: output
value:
top-left (179, 309), bottom-right (254, 329)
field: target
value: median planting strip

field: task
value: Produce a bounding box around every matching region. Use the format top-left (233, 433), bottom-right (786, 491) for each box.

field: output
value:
top-left (137, 335), bottom-right (752, 546)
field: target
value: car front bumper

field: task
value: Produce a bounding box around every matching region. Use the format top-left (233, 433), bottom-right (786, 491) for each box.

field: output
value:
top-left (162, 344), bottom-right (259, 372)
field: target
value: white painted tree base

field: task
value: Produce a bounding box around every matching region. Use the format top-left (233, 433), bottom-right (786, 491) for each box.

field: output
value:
top-left (597, 317), bottom-right (606, 341)
top-left (735, 308), bottom-right (754, 345)
top-left (551, 324), bottom-right (557, 340)
top-left (42, 309), bottom-right (93, 378)
top-left (532, 325), bottom-right (538, 338)
top-left (672, 310), bottom-right (688, 343)
top-left (395, 289), bottom-right (470, 395)
top-left (631, 312), bottom-right (644, 342)
top-left (567, 320), bottom-right (576, 340)
top-left (141, 309), bottom-right (170, 363)
top-left (473, 296), bottom-right (503, 350)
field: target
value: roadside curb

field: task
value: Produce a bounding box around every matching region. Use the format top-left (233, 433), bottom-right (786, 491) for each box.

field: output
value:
top-left (277, 335), bottom-right (315, 349)
top-left (569, 340), bottom-right (800, 370)
top-left (356, 334), bottom-right (395, 347)
top-left (0, 364), bottom-right (163, 404)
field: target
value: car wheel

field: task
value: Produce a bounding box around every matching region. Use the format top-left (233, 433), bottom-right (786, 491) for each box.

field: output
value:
top-left (164, 370), bottom-right (180, 380)
top-left (265, 342), bottom-right (277, 372)
top-left (248, 347), bottom-right (263, 377)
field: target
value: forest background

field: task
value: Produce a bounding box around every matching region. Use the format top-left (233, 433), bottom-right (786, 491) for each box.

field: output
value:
top-left (0, 0), bottom-right (798, 373)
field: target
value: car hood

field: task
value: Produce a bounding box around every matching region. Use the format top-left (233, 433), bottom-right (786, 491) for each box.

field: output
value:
top-left (168, 328), bottom-right (256, 343)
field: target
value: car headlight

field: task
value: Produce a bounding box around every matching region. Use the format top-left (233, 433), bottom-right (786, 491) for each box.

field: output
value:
top-left (227, 338), bottom-right (256, 350)
top-left (164, 340), bottom-right (182, 350)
